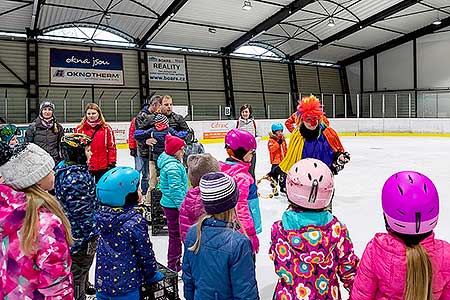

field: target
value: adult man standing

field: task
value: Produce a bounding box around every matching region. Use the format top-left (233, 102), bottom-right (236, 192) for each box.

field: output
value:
top-left (160, 95), bottom-right (189, 132)
top-left (135, 95), bottom-right (162, 199)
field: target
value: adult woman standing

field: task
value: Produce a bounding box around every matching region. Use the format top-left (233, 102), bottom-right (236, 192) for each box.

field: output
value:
top-left (236, 104), bottom-right (257, 179)
top-left (25, 101), bottom-right (64, 164)
top-left (76, 103), bottom-right (116, 182)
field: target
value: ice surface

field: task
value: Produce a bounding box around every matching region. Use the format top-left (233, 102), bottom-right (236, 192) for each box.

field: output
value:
top-left (90, 136), bottom-right (450, 299)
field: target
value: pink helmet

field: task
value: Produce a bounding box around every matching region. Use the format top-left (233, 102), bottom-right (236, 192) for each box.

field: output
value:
top-left (382, 171), bottom-right (439, 235)
top-left (286, 158), bottom-right (334, 209)
top-left (225, 128), bottom-right (257, 152)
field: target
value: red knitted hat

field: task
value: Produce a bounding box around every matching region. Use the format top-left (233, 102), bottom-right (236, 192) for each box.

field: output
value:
top-left (165, 135), bottom-right (185, 155)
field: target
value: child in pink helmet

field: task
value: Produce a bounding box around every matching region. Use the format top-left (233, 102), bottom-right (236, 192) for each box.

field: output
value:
top-left (220, 128), bottom-right (260, 254)
top-left (351, 171), bottom-right (450, 300)
top-left (270, 158), bottom-right (359, 299)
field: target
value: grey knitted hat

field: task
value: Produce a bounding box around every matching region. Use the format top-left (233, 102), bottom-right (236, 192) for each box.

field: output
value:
top-left (0, 143), bottom-right (55, 190)
top-left (187, 153), bottom-right (220, 187)
top-left (200, 172), bottom-right (239, 215)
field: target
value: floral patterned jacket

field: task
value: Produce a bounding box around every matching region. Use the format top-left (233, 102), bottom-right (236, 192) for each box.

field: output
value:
top-left (270, 210), bottom-right (359, 300)
top-left (0, 184), bottom-right (73, 299)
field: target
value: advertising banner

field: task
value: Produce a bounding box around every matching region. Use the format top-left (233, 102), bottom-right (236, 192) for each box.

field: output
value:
top-left (50, 49), bottom-right (124, 85)
top-left (202, 120), bottom-right (235, 139)
top-left (148, 56), bottom-right (186, 82)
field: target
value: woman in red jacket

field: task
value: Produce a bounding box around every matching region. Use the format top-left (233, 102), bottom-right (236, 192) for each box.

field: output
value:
top-left (76, 103), bottom-right (117, 182)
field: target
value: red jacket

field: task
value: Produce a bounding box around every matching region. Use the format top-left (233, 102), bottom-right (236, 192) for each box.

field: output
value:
top-left (76, 122), bottom-right (116, 171)
top-left (128, 118), bottom-right (137, 150)
top-left (268, 133), bottom-right (287, 165)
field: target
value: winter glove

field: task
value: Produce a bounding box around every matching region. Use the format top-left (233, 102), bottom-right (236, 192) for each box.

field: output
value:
top-left (177, 131), bottom-right (188, 139)
top-left (277, 138), bottom-right (283, 145)
top-left (108, 162), bottom-right (116, 169)
top-left (148, 270), bottom-right (164, 283)
top-left (130, 148), bottom-right (137, 157)
top-left (331, 151), bottom-right (350, 175)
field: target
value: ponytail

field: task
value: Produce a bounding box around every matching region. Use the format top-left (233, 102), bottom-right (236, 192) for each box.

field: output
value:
top-left (405, 244), bottom-right (433, 300)
top-left (188, 208), bottom-right (243, 254)
top-left (21, 185), bottom-right (73, 255)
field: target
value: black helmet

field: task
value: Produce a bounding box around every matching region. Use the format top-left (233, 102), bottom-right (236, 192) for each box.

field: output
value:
top-left (61, 133), bottom-right (92, 165)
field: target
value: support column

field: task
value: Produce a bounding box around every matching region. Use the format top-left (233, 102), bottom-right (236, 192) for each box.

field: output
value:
top-left (222, 57), bottom-right (235, 118)
top-left (26, 31), bottom-right (39, 122)
top-left (138, 50), bottom-right (150, 107)
top-left (288, 61), bottom-right (299, 112)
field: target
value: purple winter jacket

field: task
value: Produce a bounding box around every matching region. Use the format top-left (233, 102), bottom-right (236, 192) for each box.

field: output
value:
top-left (350, 232), bottom-right (450, 300)
top-left (179, 187), bottom-right (204, 242)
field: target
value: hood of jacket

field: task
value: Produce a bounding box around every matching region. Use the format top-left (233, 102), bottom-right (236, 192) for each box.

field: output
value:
top-left (157, 152), bottom-right (181, 169)
top-left (274, 214), bottom-right (342, 266)
top-left (219, 160), bottom-right (250, 177)
top-left (96, 205), bottom-right (141, 236)
top-left (55, 162), bottom-right (89, 178)
top-left (371, 231), bottom-right (439, 257)
top-left (0, 184), bottom-right (27, 236)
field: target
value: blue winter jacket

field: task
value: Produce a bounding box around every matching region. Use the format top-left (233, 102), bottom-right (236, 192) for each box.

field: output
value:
top-left (157, 152), bottom-right (188, 209)
top-left (54, 162), bottom-right (98, 254)
top-left (182, 218), bottom-right (259, 300)
top-left (134, 127), bottom-right (187, 157)
top-left (95, 205), bottom-right (163, 296)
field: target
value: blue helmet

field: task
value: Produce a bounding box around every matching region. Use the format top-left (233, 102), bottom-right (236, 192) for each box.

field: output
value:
top-left (271, 123), bottom-right (283, 133)
top-left (96, 167), bottom-right (140, 207)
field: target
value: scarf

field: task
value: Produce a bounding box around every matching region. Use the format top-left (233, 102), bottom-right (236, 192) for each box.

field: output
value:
top-left (39, 116), bottom-right (54, 129)
top-left (87, 119), bottom-right (102, 128)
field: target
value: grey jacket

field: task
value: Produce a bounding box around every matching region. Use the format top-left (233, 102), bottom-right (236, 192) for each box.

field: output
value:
top-left (25, 118), bottom-right (64, 164)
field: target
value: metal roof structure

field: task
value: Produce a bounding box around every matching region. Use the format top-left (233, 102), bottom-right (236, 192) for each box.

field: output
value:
top-left (1, 0), bottom-right (450, 64)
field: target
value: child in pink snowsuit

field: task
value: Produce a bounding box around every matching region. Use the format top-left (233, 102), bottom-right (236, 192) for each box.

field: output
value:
top-left (270, 158), bottom-right (359, 299)
top-left (179, 153), bottom-right (220, 242)
top-left (350, 171), bottom-right (450, 300)
top-left (220, 129), bottom-right (260, 254)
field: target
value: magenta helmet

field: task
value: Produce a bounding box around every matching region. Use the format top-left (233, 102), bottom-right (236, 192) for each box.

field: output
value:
top-left (382, 171), bottom-right (439, 235)
top-left (225, 128), bottom-right (257, 152)
top-left (286, 158), bottom-right (334, 210)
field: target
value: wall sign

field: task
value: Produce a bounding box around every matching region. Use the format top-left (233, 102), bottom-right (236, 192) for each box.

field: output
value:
top-left (148, 56), bottom-right (186, 82)
top-left (50, 48), bottom-right (124, 85)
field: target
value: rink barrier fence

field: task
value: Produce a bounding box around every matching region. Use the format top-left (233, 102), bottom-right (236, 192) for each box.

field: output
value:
top-left (12, 118), bottom-right (450, 147)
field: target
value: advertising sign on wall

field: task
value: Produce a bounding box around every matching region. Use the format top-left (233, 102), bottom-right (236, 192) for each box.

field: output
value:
top-left (202, 120), bottom-right (235, 139)
top-left (148, 56), bottom-right (186, 82)
top-left (50, 49), bottom-right (124, 85)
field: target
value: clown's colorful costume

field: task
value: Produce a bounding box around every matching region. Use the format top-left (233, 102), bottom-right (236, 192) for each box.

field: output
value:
top-left (279, 96), bottom-right (349, 175)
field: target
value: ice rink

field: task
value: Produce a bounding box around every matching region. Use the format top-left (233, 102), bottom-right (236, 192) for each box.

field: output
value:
top-left (91, 136), bottom-right (450, 299)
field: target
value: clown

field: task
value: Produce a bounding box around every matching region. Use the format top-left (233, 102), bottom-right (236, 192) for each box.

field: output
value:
top-left (279, 95), bottom-right (350, 175)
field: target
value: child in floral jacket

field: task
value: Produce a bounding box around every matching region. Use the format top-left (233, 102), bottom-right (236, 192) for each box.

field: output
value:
top-left (270, 158), bottom-right (359, 299)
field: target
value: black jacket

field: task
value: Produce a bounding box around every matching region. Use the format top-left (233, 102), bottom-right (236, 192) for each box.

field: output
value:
top-left (134, 108), bottom-right (156, 158)
top-left (25, 118), bottom-right (64, 164)
top-left (167, 112), bottom-right (189, 132)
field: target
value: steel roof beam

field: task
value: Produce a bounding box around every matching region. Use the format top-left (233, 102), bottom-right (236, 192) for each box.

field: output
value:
top-left (291, 0), bottom-right (419, 60)
top-left (339, 14), bottom-right (450, 66)
top-left (31, 0), bottom-right (44, 31)
top-left (137, 0), bottom-right (189, 48)
top-left (220, 0), bottom-right (316, 55)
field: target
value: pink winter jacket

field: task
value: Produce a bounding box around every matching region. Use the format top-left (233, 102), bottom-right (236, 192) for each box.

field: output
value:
top-left (220, 160), bottom-right (259, 253)
top-left (351, 232), bottom-right (450, 300)
top-left (0, 184), bottom-right (73, 299)
top-left (179, 187), bottom-right (205, 242)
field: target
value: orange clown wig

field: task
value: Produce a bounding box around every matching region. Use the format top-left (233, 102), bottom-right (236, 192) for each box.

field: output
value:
top-left (297, 95), bottom-right (324, 127)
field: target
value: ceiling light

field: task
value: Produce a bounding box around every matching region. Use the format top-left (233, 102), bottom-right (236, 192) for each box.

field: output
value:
top-left (105, 13), bottom-right (111, 20)
top-left (242, 0), bottom-right (252, 11)
top-left (208, 28), bottom-right (217, 34)
top-left (327, 18), bottom-right (336, 27)
top-left (433, 18), bottom-right (442, 25)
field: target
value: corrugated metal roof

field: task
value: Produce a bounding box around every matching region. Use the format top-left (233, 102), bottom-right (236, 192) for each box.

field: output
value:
top-left (151, 21), bottom-right (243, 50)
top-left (337, 26), bottom-right (402, 50)
top-left (303, 44), bottom-right (362, 62)
top-left (0, 1), bottom-right (32, 33)
top-left (173, 0), bottom-right (281, 31)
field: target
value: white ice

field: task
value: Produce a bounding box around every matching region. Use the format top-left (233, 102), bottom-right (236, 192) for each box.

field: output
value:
top-left (90, 136), bottom-right (450, 299)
